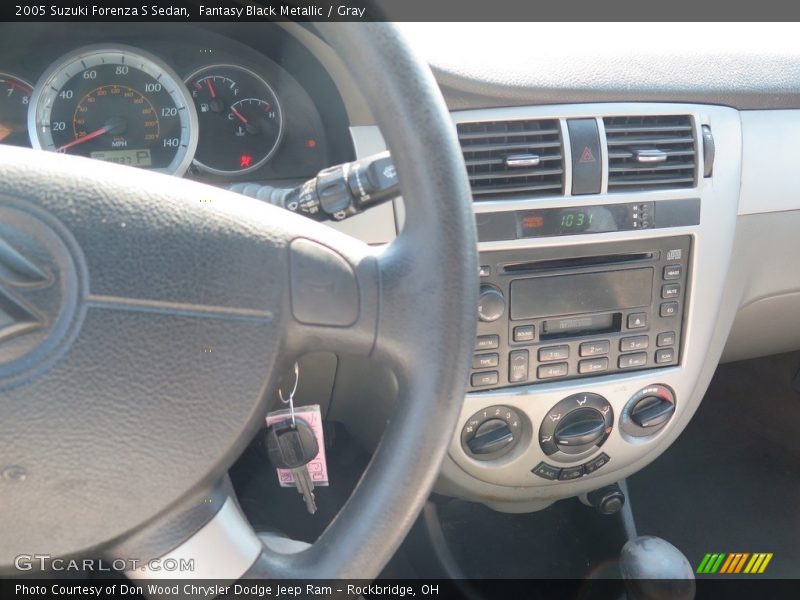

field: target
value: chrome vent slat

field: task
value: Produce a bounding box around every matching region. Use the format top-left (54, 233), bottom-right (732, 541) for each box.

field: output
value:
top-left (458, 118), bottom-right (564, 200)
top-left (464, 154), bottom-right (562, 168)
top-left (606, 136), bottom-right (693, 146)
top-left (604, 115), bottom-right (697, 192)
top-left (609, 176), bottom-right (695, 187)
top-left (608, 149), bottom-right (695, 160)
top-left (460, 140), bottom-right (562, 153)
top-left (468, 167), bottom-right (564, 181)
top-left (471, 182), bottom-right (564, 196)
top-left (604, 124), bottom-right (693, 134)
top-left (609, 162), bottom-right (696, 173)
top-left (457, 128), bottom-right (561, 140)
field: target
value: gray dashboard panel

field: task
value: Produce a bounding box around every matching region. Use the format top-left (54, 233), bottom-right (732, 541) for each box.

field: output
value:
top-left (396, 24), bottom-right (800, 111)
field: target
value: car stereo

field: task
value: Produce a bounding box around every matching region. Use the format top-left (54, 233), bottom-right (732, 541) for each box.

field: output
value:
top-left (469, 235), bottom-right (691, 391)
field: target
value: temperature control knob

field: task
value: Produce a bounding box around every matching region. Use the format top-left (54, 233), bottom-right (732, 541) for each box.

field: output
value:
top-left (461, 405), bottom-right (524, 461)
top-left (478, 285), bottom-right (505, 322)
top-left (621, 384), bottom-right (676, 438)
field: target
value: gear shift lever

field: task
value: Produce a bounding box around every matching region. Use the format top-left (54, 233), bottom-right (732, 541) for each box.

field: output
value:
top-left (619, 536), bottom-right (696, 600)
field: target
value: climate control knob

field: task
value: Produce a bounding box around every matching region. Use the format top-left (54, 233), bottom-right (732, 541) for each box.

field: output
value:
top-left (478, 285), bottom-right (505, 322)
top-left (621, 384), bottom-right (676, 438)
top-left (554, 407), bottom-right (607, 454)
top-left (461, 405), bottom-right (524, 460)
top-left (539, 393), bottom-right (614, 459)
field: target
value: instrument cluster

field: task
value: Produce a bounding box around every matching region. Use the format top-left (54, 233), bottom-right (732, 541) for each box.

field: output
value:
top-left (0, 23), bottom-right (342, 184)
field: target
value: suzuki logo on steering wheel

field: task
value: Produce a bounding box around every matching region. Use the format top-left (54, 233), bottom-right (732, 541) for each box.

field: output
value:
top-left (0, 235), bottom-right (49, 344)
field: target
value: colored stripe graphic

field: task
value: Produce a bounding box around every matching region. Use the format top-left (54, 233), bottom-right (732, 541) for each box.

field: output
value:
top-left (719, 554), bottom-right (736, 574)
top-left (697, 553), bottom-right (713, 574)
top-left (758, 553), bottom-right (773, 573)
top-left (710, 553), bottom-right (726, 573)
top-left (699, 552), bottom-right (773, 574)
top-left (734, 553), bottom-right (750, 573)
top-left (697, 553), bottom-right (727, 574)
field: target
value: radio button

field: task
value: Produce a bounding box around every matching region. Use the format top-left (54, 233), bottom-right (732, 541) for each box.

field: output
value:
top-left (471, 371), bottom-right (499, 387)
top-left (473, 353), bottom-right (499, 369)
top-left (513, 325), bottom-right (535, 342)
top-left (618, 352), bottom-right (648, 369)
top-left (657, 331), bottom-right (676, 347)
top-left (655, 348), bottom-right (676, 364)
top-left (620, 335), bottom-right (649, 352)
top-left (660, 302), bottom-right (679, 317)
top-left (538, 345), bottom-right (570, 362)
top-left (663, 265), bottom-right (682, 280)
top-left (538, 363), bottom-right (568, 379)
top-left (662, 283), bottom-right (681, 299)
top-left (579, 357), bottom-right (609, 374)
top-left (475, 335), bottom-right (499, 350)
top-left (509, 350), bottom-right (530, 383)
top-left (580, 340), bottom-right (610, 357)
top-left (627, 312), bottom-right (648, 329)
top-left (479, 265), bottom-right (491, 277)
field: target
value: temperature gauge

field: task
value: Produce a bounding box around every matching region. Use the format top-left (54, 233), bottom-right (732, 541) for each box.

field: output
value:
top-left (0, 73), bottom-right (32, 147)
top-left (186, 64), bottom-right (283, 175)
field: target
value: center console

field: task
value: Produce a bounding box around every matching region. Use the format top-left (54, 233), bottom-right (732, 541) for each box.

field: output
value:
top-left (348, 101), bottom-right (742, 512)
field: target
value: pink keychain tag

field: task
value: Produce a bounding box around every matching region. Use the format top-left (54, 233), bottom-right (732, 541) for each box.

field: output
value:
top-left (266, 404), bottom-right (329, 487)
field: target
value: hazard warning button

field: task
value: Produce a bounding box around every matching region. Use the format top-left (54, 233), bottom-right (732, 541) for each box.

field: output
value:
top-left (567, 119), bottom-right (602, 195)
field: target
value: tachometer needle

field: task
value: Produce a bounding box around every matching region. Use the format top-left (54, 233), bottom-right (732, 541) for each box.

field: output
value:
top-left (56, 125), bottom-right (112, 153)
top-left (230, 106), bottom-right (248, 124)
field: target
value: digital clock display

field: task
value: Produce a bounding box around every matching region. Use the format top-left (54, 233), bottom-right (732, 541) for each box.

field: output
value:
top-left (559, 211), bottom-right (593, 229)
top-left (517, 204), bottom-right (633, 238)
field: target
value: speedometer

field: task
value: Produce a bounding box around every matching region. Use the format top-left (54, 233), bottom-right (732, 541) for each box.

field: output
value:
top-left (28, 45), bottom-right (197, 175)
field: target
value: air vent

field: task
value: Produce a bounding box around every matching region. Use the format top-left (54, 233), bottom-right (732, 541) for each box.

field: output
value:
top-left (457, 119), bottom-right (564, 199)
top-left (604, 115), bottom-right (697, 192)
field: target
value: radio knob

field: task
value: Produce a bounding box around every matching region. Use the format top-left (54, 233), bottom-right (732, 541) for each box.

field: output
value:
top-left (478, 285), bottom-right (506, 322)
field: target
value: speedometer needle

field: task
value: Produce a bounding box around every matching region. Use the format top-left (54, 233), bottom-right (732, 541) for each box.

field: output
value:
top-left (56, 125), bottom-right (112, 153)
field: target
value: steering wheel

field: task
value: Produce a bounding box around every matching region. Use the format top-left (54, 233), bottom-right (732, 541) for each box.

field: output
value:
top-left (0, 23), bottom-right (477, 580)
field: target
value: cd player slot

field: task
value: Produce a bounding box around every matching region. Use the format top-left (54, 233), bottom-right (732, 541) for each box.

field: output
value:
top-left (501, 252), bottom-right (658, 275)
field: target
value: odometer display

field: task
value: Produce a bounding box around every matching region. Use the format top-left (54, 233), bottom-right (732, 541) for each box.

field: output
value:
top-left (29, 45), bottom-right (197, 175)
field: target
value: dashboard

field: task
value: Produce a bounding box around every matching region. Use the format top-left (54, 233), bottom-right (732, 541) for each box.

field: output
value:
top-left (4, 21), bottom-right (800, 515)
top-left (0, 22), bottom-right (354, 188)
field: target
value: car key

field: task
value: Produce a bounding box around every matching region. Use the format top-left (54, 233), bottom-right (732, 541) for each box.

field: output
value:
top-left (266, 418), bottom-right (319, 514)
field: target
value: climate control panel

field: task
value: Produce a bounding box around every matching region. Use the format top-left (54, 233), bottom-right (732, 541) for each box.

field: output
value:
top-left (457, 385), bottom-right (677, 487)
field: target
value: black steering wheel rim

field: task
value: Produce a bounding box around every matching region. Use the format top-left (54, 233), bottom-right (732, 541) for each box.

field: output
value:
top-left (0, 22), bottom-right (477, 580)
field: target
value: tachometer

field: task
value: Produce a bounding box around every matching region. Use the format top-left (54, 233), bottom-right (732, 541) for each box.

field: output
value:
top-left (185, 64), bottom-right (283, 175)
top-left (0, 73), bottom-right (33, 147)
top-left (29, 45), bottom-right (197, 175)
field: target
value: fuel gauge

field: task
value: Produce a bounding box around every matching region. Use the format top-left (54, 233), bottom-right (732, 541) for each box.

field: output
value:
top-left (0, 73), bottom-right (32, 147)
top-left (186, 64), bottom-right (283, 175)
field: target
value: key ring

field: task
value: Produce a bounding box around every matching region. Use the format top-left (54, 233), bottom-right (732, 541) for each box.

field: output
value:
top-left (279, 362), bottom-right (300, 427)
